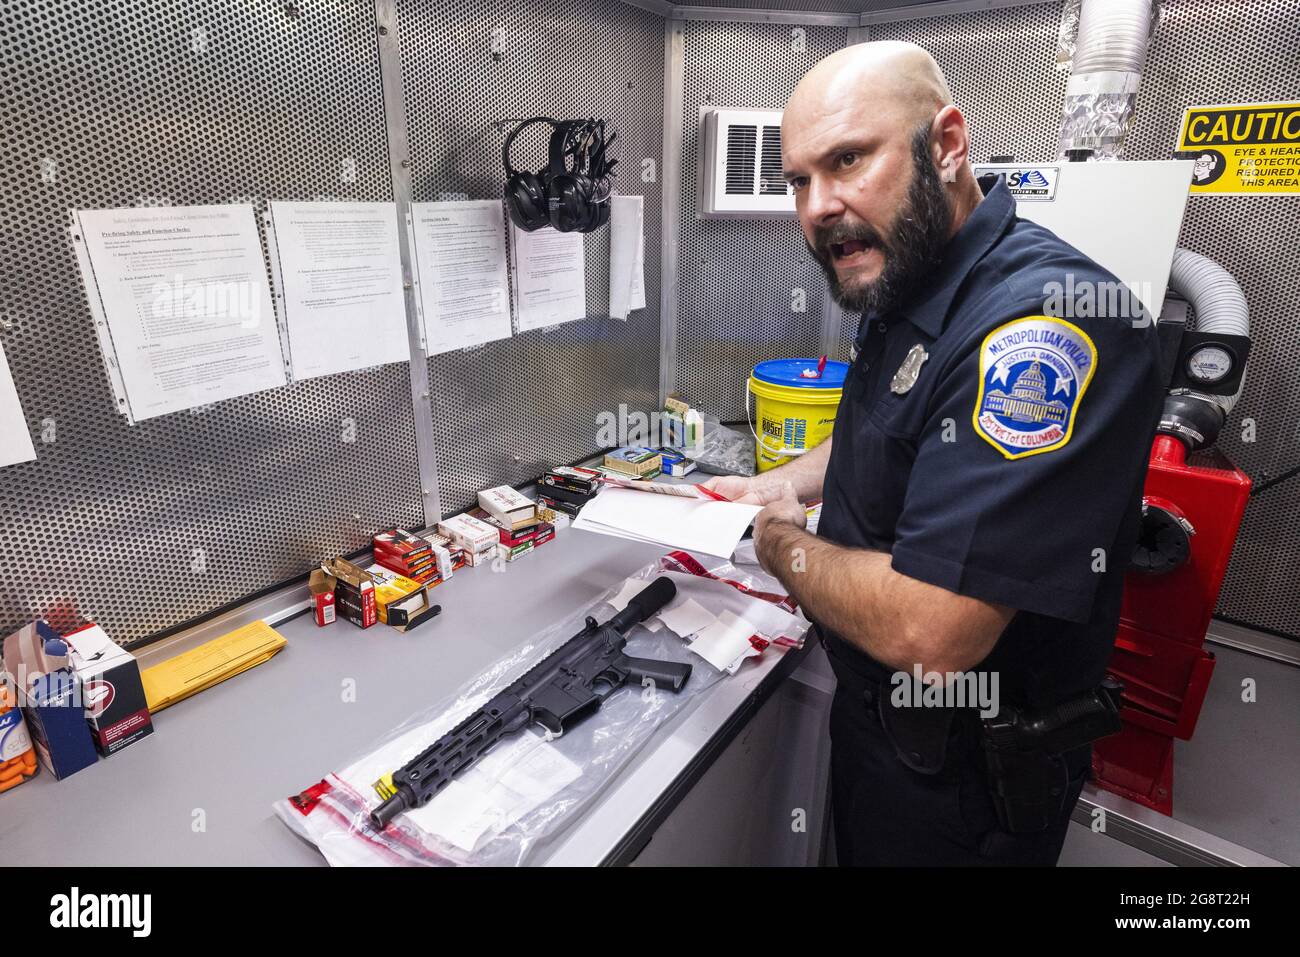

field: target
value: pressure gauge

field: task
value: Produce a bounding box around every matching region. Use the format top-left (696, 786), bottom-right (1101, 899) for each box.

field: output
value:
top-left (1185, 345), bottom-right (1233, 385)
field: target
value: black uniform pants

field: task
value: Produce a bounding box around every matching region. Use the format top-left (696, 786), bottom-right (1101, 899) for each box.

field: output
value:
top-left (827, 653), bottom-right (1090, 867)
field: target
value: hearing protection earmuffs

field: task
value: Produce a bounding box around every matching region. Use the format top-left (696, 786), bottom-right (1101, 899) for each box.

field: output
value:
top-left (503, 116), bottom-right (559, 232)
top-left (503, 117), bottom-right (618, 233)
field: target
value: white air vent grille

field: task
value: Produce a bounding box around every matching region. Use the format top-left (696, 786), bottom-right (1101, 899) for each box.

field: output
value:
top-left (724, 124), bottom-right (757, 194)
top-left (700, 108), bottom-right (796, 218)
top-left (760, 125), bottom-right (786, 195)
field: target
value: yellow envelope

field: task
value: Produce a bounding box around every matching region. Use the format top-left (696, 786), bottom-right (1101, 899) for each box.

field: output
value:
top-left (141, 620), bottom-right (287, 713)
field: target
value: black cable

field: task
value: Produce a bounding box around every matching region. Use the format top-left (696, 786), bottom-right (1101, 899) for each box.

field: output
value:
top-left (1250, 461), bottom-right (1300, 497)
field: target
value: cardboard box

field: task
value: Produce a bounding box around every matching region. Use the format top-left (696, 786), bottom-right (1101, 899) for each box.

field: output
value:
top-left (463, 545), bottom-right (496, 567)
top-left (308, 568), bottom-right (336, 626)
top-left (662, 396), bottom-right (689, 448)
top-left (373, 560), bottom-right (437, 585)
top-left (603, 447), bottom-right (662, 477)
top-left (373, 527), bottom-right (432, 558)
top-left (2, 621), bottom-right (98, 780)
top-left (478, 485), bottom-right (537, 530)
top-left (428, 541), bottom-right (453, 581)
top-left (495, 540), bottom-right (535, 563)
top-left (322, 557), bottom-right (377, 629)
top-left (539, 493), bottom-right (585, 517)
top-left (537, 482), bottom-right (597, 509)
top-left (384, 588), bottom-right (442, 632)
top-left (372, 528), bottom-right (435, 580)
top-left (499, 520), bottom-right (553, 548)
top-left (62, 624), bottom-right (153, 757)
top-left (421, 533), bottom-right (463, 576)
top-left (335, 593), bottom-right (375, 629)
top-left (364, 564), bottom-right (439, 626)
top-left (597, 463), bottom-right (660, 481)
top-left (656, 447), bottom-right (697, 477)
top-left (437, 513), bottom-right (499, 554)
top-left (539, 465), bottom-right (602, 496)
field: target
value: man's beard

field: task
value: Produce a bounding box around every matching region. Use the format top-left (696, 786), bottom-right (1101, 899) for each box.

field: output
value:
top-left (807, 126), bottom-right (953, 317)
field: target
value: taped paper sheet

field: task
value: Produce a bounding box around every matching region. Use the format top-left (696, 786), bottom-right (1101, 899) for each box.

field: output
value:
top-left (608, 194), bottom-right (646, 320)
top-left (267, 201), bottom-right (409, 379)
top-left (410, 200), bottom-right (513, 353)
top-left (689, 610), bottom-right (759, 674)
top-left (656, 597), bottom-right (716, 639)
top-left (410, 731), bottom-right (581, 853)
top-left (72, 205), bottom-right (286, 421)
top-left (0, 338), bottom-right (35, 468)
top-left (509, 224), bottom-right (586, 331)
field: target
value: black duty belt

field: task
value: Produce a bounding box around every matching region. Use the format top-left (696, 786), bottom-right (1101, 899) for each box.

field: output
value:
top-left (820, 627), bottom-right (1125, 833)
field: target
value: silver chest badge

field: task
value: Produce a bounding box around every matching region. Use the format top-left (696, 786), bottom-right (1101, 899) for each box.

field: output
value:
top-left (890, 344), bottom-right (930, 394)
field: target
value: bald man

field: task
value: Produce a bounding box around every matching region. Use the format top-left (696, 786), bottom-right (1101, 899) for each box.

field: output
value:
top-left (703, 43), bottom-right (1163, 865)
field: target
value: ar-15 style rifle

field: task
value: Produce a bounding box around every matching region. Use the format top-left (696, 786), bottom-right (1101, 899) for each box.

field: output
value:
top-left (370, 576), bottom-right (689, 829)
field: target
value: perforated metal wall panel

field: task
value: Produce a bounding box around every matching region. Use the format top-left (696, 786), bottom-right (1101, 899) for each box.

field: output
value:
top-left (677, 18), bottom-right (848, 420)
top-left (0, 0), bottom-right (427, 648)
top-left (396, 0), bottom-right (664, 513)
top-left (873, 0), bottom-right (1300, 637)
top-left (680, 0), bottom-right (865, 10)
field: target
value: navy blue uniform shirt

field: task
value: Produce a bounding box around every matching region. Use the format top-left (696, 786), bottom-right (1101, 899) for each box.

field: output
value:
top-left (817, 178), bottom-right (1165, 709)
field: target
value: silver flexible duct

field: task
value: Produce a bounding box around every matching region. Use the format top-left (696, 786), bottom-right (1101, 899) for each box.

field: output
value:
top-left (1058, 0), bottom-right (1158, 159)
top-left (1167, 248), bottom-right (1250, 415)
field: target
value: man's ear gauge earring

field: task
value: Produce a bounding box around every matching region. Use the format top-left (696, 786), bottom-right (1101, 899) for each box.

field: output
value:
top-left (941, 160), bottom-right (957, 184)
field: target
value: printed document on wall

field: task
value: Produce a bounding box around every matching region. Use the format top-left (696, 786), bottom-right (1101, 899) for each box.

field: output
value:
top-left (609, 194), bottom-right (646, 320)
top-left (509, 224), bottom-right (586, 332)
top-left (0, 338), bottom-right (36, 468)
top-left (71, 205), bottom-right (286, 422)
top-left (268, 201), bottom-right (410, 379)
top-left (410, 200), bottom-right (512, 353)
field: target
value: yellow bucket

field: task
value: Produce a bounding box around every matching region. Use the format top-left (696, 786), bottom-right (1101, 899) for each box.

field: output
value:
top-left (746, 358), bottom-right (848, 473)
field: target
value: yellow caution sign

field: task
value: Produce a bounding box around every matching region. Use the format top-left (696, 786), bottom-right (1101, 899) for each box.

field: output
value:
top-left (1178, 102), bottom-right (1300, 195)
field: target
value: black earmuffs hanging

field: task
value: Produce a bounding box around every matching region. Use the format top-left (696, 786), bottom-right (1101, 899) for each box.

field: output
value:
top-left (502, 116), bottom-right (617, 233)
top-left (502, 116), bottom-right (558, 232)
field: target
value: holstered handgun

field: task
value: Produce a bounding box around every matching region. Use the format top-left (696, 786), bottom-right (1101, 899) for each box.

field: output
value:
top-left (980, 678), bottom-right (1124, 833)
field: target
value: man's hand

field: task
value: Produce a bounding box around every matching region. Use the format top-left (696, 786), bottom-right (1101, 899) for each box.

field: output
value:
top-left (700, 474), bottom-right (762, 504)
top-left (752, 482), bottom-right (807, 576)
top-left (701, 475), bottom-right (811, 507)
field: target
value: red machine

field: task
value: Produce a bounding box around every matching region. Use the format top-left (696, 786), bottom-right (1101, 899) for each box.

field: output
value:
top-left (1093, 434), bottom-right (1251, 814)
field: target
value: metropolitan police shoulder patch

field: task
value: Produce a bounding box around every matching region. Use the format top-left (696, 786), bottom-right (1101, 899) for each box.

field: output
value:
top-left (972, 315), bottom-right (1097, 460)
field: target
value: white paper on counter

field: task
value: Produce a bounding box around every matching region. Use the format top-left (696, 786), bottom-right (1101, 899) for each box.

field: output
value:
top-left (410, 731), bottom-right (582, 853)
top-left (72, 205), bottom-right (286, 421)
top-left (410, 200), bottom-right (513, 353)
top-left (509, 224), bottom-right (586, 331)
top-left (0, 338), bottom-right (35, 468)
top-left (267, 201), bottom-right (409, 379)
top-left (572, 486), bottom-right (761, 558)
top-left (608, 194), bottom-right (646, 320)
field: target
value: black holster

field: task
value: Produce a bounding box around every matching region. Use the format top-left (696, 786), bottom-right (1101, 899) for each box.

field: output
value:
top-left (877, 681), bottom-right (961, 774)
top-left (980, 678), bottom-right (1125, 833)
